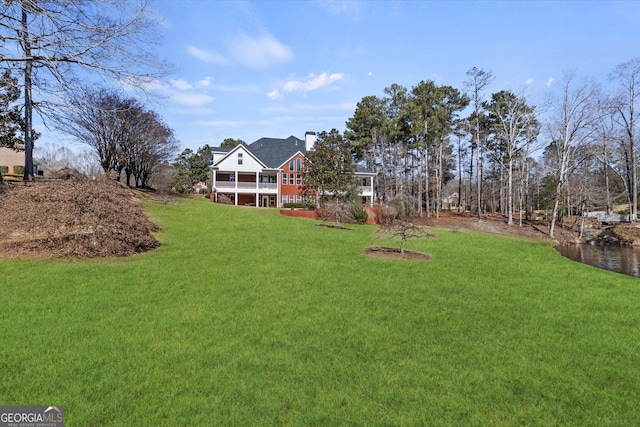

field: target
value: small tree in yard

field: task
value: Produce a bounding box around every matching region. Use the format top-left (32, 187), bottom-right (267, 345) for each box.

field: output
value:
top-left (374, 220), bottom-right (435, 254)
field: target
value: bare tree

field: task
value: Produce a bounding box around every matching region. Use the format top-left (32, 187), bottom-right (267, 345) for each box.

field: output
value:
top-left (374, 219), bottom-right (435, 254)
top-left (485, 90), bottom-right (539, 226)
top-left (58, 89), bottom-right (131, 176)
top-left (609, 58), bottom-right (640, 221)
top-left (125, 110), bottom-right (179, 188)
top-left (57, 88), bottom-right (177, 187)
top-left (465, 67), bottom-right (495, 219)
top-left (34, 143), bottom-right (102, 177)
top-left (589, 94), bottom-right (620, 215)
top-left (546, 72), bottom-right (598, 238)
top-left (0, 0), bottom-right (169, 180)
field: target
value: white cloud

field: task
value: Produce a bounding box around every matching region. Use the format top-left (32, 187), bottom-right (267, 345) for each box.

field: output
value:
top-left (186, 45), bottom-right (229, 65)
top-left (283, 72), bottom-right (344, 93)
top-left (546, 77), bottom-right (555, 87)
top-left (171, 79), bottom-right (193, 90)
top-left (171, 92), bottom-right (214, 107)
top-left (267, 89), bottom-right (283, 100)
top-left (368, 71), bottom-right (373, 76)
top-left (226, 33), bottom-right (293, 69)
top-left (214, 83), bottom-right (261, 93)
top-left (316, 0), bottom-right (363, 19)
top-left (525, 78), bottom-right (534, 86)
top-left (141, 78), bottom-right (215, 107)
top-left (187, 33), bottom-right (292, 70)
top-left (197, 76), bottom-right (214, 88)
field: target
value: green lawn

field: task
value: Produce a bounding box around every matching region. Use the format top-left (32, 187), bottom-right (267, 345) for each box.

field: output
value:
top-left (2, 198), bottom-right (639, 426)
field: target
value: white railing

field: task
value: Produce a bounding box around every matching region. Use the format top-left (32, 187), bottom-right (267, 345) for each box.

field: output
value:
top-left (259, 183), bottom-right (277, 190)
top-left (215, 181), bottom-right (236, 189)
top-left (359, 186), bottom-right (373, 196)
top-left (214, 181), bottom-right (278, 192)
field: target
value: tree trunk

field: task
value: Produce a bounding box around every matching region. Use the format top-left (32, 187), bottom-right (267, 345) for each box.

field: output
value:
top-left (436, 141), bottom-right (443, 219)
top-left (22, 5), bottom-right (35, 181)
top-left (458, 139), bottom-right (463, 212)
top-left (425, 145), bottom-right (430, 218)
top-left (549, 152), bottom-right (568, 239)
top-left (507, 156), bottom-right (513, 226)
top-left (476, 130), bottom-right (482, 219)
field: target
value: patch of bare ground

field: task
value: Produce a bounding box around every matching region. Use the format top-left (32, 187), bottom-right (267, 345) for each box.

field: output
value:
top-left (418, 211), bottom-right (579, 244)
top-left (0, 176), bottom-right (160, 259)
top-left (610, 224), bottom-right (640, 245)
top-left (364, 246), bottom-right (432, 261)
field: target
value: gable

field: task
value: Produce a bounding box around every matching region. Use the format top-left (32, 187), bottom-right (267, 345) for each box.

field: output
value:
top-left (278, 151), bottom-right (306, 171)
top-left (213, 145), bottom-right (265, 172)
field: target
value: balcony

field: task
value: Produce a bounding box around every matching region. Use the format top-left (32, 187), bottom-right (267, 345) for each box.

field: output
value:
top-left (214, 181), bottom-right (278, 193)
top-left (359, 185), bottom-right (373, 196)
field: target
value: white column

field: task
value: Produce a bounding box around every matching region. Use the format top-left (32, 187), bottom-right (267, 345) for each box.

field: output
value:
top-left (369, 177), bottom-right (374, 206)
top-left (212, 169), bottom-right (217, 202)
top-left (234, 171), bottom-right (238, 206)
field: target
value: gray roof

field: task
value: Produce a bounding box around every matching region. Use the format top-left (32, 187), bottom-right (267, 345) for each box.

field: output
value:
top-left (355, 164), bottom-right (376, 175)
top-left (215, 135), bottom-right (376, 174)
top-left (212, 146), bottom-right (233, 153)
top-left (248, 136), bottom-right (306, 168)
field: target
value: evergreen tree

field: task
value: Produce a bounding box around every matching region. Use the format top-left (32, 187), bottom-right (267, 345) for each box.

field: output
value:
top-left (303, 129), bottom-right (359, 223)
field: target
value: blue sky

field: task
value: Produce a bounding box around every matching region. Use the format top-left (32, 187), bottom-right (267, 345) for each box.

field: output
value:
top-left (49, 0), bottom-right (640, 153)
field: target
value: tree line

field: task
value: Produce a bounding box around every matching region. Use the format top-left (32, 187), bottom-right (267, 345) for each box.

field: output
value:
top-left (343, 60), bottom-right (640, 237)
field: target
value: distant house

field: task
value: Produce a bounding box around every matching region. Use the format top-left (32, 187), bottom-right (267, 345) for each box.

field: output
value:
top-left (0, 146), bottom-right (25, 175)
top-left (441, 192), bottom-right (459, 211)
top-left (193, 181), bottom-right (208, 194)
top-left (210, 132), bottom-right (376, 208)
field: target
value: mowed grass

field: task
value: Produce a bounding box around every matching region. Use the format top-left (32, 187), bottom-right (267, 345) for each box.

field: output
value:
top-left (2, 198), bottom-right (640, 426)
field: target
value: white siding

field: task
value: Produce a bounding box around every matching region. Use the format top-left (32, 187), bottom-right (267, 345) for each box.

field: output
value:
top-left (215, 147), bottom-right (264, 172)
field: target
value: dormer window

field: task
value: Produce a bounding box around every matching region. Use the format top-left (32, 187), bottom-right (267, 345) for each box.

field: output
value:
top-left (238, 153), bottom-right (243, 165)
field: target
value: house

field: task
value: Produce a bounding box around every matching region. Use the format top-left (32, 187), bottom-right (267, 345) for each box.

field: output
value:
top-left (210, 132), bottom-right (376, 208)
top-left (0, 146), bottom-right (25, 175)
top-left (193, 181), bottom-right (208, 194)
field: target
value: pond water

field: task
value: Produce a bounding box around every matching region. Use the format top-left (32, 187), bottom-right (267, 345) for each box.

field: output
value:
top-left (557, 244), bottom-right (640, 278)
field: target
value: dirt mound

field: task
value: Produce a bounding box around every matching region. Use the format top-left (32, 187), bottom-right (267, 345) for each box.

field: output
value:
top-left (364, 246), bottom-right (431, 261)
top-left (0, 177), bottom-right (160, 258)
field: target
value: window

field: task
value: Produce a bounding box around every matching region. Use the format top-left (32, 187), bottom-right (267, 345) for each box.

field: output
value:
top-left (282, 173), bottom-right (287, 185)
top-left (289, 160), bottom-right (294, 171)
top-left (296, 158), bottom-right (301, 171)
top-left (282, 195), bottom-right (287, 205)
top-left (296, 195), bottom-right (302, 203)
top-left (237, 153), bottom-right (243, 165)
top-left (229, 175), bottom-right (235, 182)
top-left (296, 174), bottom-right (301, 185)
top-left (270, 196), bottom-right (275, 205)
top-left (289, 173), bottom-right (294, 184)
